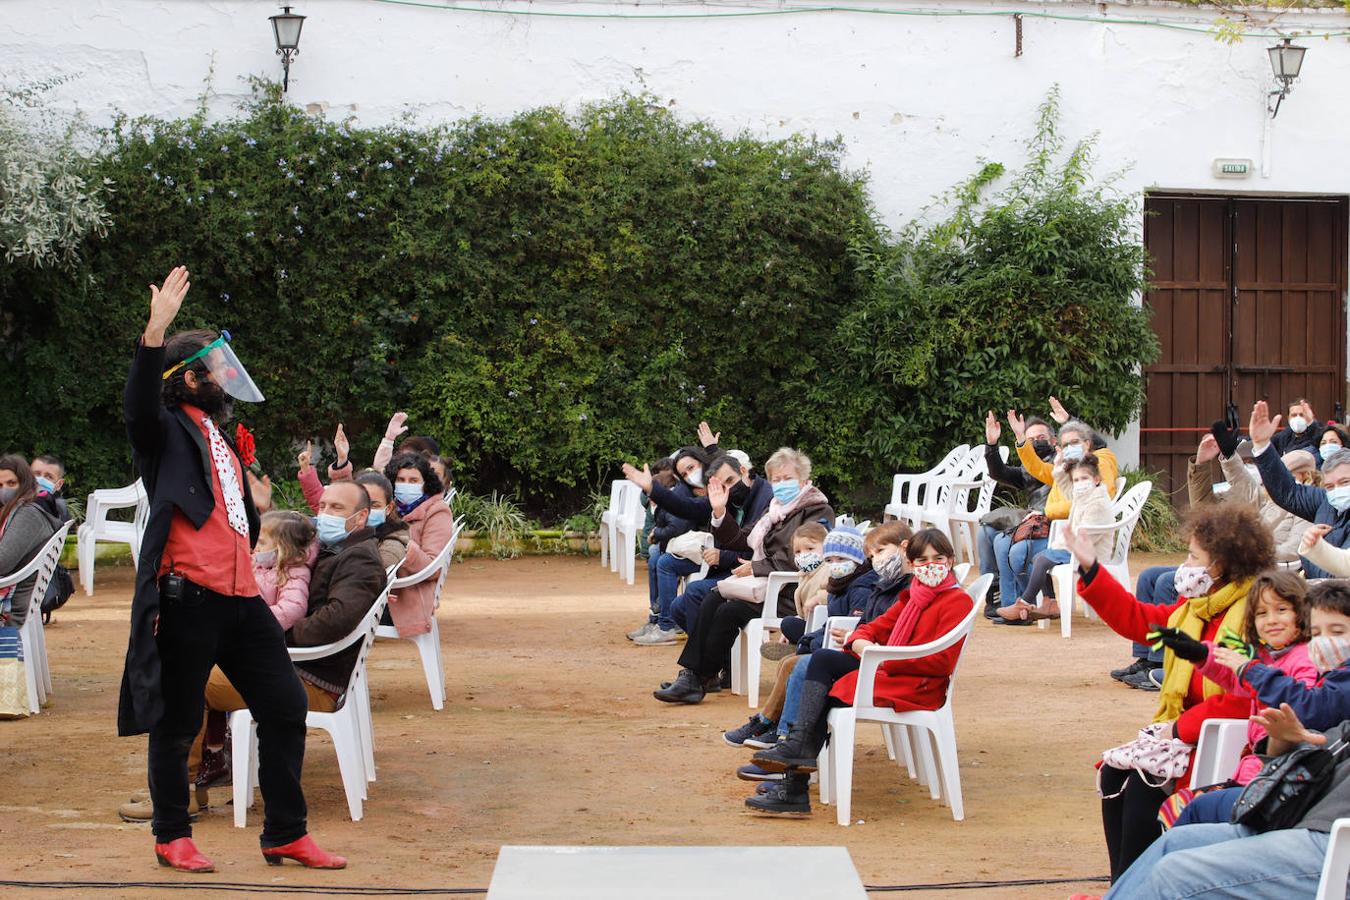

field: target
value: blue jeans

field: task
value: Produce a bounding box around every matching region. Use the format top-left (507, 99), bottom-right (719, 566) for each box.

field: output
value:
top-left (1003, 535), bottom-right (1049, 608)
top-left (671, 574), bottom-right (728, 633)
top-left (1173, 787), bottom-right (1241, 828)
top-left (1133, 565), bottom-right (1178, 661)
top-left (649, 550), bottom-right (699, 631)
top-left (778, 656), bottom-right (812, 737)
top-left (1104, 822), bottom-right (1330, 899)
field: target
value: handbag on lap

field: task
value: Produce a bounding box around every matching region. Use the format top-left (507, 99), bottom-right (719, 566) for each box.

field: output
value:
top-left (1230, 739), bottom-right (1350, 833)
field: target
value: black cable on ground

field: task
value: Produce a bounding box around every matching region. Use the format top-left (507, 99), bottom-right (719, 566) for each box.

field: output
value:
top-left (0, 875), bottom-right (1111, 894)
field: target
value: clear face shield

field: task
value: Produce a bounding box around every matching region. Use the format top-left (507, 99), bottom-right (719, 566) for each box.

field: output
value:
top-left (162, 330), bottom-right (265, 402)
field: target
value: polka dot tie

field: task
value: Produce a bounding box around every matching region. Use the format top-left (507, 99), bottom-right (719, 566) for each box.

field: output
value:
top-left (203, 415), bottom-right (249, 537)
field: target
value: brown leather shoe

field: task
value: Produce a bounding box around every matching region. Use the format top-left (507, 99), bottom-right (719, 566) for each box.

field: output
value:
top-left (118, 793), bottom-right (201, 823)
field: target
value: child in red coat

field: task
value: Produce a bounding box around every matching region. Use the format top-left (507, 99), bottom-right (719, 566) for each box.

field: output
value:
top-left (745, 528), bottom-right (973, 817)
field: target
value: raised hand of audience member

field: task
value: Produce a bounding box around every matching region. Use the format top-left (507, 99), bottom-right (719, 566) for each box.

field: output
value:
top-left (1153, 626), bottom-right (1209, 663)
top-left (384, 411), bottom-right (409, 443)
top-left (697, 421), bottom-right (720, 448)
top-left (621, 462), bottom-right (653, 494)
top-left (707, 474), bottom-right (730, 519)
top-left (297, 440), bottom-right (314, 475)
top-left (334, 423), bottom-right (350, 468)
top-left (1210, 415), bottom-right (1241, 459)
top-left (1303, 523), bottom-right (1334, 554)
top-left (1254, 703), bottom-right (1327, 755)
top-left (1006, 409), bottom-right (1027, 444)
top-left (1048, 396), bottom-right (1071, 425)
top-left (1211, 645), bottom-right (1250, 674)
top-left (984, 410), bottom-right (1001, 445)
top-left (1196, 433), bottom-right (1222, 465)
top-left (1062, 523), bottom-right (1098, 572)
top-left (1249, 400), bottom-right (1282, 447)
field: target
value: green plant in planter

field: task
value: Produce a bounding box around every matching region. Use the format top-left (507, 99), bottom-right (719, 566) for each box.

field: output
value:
top-left (456, 490), bottom-right (530, 559)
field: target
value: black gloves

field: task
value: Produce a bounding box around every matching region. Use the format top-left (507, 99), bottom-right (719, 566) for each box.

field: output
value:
top-left (1151, 626), bottom-right (1209, 664)
top-left (1211, 418), bottom-right (1241, 460)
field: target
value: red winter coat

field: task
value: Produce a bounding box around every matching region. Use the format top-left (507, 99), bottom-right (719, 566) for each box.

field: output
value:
top-left (1077, 566), bottom-right (1250, 784)
top-left (829, 585), bottom-right (972, 712)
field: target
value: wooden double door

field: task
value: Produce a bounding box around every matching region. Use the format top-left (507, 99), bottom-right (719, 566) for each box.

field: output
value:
top-left (1141, 195), bottom-right (1348, 498)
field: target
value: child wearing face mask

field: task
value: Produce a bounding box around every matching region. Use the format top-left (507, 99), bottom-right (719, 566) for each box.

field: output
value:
top-left (1151, 577), bottom-right (1350, 829)
top-left (999, 454), bottom-right (1112, 623)
top-left (1150, 571), bottom-right (1315, 826)
top-left (743, 529), bottom-right (971, 817)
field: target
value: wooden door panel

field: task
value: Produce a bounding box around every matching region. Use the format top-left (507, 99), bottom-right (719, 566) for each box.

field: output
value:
top-left (1144, 195), bottom-right (1347, 502)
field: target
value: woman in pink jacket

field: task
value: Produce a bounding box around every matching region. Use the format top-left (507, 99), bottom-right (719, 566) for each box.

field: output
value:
top-left (384, 453), bottom-right (454, 638)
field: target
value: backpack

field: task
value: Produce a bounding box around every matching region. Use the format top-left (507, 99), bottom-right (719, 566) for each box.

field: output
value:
top-left (1230, 738), bottom-right (1350, 832)
top-left (40, 564), bottom-right (75, 624)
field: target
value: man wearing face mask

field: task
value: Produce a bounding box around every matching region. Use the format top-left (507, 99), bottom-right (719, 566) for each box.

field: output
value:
top-left (979, 411), bottom-right (1056, 616)
top-left (120, 266), bottom-right (347, 873)
top-left (1271, 397), bottom-right (1325, 457)
top-left (1250, 400), bottom-right (1350, 580)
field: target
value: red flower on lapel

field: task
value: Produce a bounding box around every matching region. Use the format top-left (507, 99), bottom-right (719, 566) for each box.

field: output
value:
top-left (235, 423), bottom-right (258, 467)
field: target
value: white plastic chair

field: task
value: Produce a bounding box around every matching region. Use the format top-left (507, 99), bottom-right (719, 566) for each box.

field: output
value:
top-left (375, 519), bottom-right (464, 711)
top-left (731, 571), bottom-right (802, 707)
top-left (1042, 481), bottom-right (1152, 637)
top-left (0, 523), bottom-right (72, 714)
top-left (612, 484), bottom-right (647, 586)
top-left (598, 480), bottom-right (632, 573)
top-left (232, 570), bottom-right (395, 824)
top-left (905, 445), bottom-right (987, 536)
top-left (884, 445), bottom-right (969, 523)
top-left (76, 479), bottom-right (148, 596)
top-left (1317, 818), bottom-right (1350, 900)
top-left (1189, 718), bottom-right (1248, 789)
top-left (924, 449), bottom-right (1008, 570)
top-left (818, 574), bottom-right (990, 826)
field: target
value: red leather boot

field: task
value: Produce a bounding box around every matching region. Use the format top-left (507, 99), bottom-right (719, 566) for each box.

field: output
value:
top-left (154, 837), bottom-right (216, 872)
top-left (261, 834), bottom-right (347, 869)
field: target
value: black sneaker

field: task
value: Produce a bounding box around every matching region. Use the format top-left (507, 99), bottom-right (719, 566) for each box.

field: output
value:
top-left (983, 599), bottom-right (1001, 620)
top-left (1111, 658), bottom-right (1151, 682)
top-left (744, 725), bottom-right (780, 750)
top-left (744, 774), bottom-right (811, 817)
top-left (736, 763), bottom-right (784, 782)
top-left (724, 716), bottom-right (767, 747)
top-left (1123, 669), bottom-right (1161, 692)
top-left (653, 669), bottom-right (705, 704)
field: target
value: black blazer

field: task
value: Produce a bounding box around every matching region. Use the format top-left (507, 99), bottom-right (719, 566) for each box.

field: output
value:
top-left (118, 340), bottom-right (260, 736)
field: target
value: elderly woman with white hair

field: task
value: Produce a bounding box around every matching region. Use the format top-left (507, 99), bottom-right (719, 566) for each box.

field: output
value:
top-left (654, 447), bottom-right (834, 705)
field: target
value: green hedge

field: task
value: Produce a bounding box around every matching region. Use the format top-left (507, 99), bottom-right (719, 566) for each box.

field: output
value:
top-left (0, 84), bottom-right (1156, 519)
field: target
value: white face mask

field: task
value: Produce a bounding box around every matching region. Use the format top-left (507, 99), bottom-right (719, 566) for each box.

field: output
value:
top-left (1173, 564), bottom-right (1215, 599)
top-left (1073, 480), bottom-right (1095, 496)
top-left (827, 560), bottom-right (857, 579)
top-left (1290, 415), bottom-right (1310, 434)
top-left (1309, 635), bottom-right (1350, 673)
top-left (1324, 442), bottom-right (1342, 454)
top-left (684, 468), bottom-right (704, 488)
top-left (794, 551), bottom-right (823, 573)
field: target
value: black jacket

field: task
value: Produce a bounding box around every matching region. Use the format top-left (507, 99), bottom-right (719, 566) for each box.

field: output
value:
top-left (118, 340), bottom-right (261, 736)
top-left (650, 481), bottom-right (700, 551)
top-left (289, 528), bottom-right (385, 692)
top-left (984, 443), bottom-right (1051, 513)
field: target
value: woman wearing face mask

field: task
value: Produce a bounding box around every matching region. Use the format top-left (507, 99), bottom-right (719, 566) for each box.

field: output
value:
top-left (1321, 424), bottom-right (1350, 455)
top-left (1061, 504), bottom-right (1275, 883)
top-left (654, 447), bottom-right (834, 704)
top-left (745, 529), bottom-right (971, 817)
top-left (380, 452), bottom-right (453, 639)
top-left (354, 471), bottom-right (411, 573)
top-left (0, 456), bottom-right (60, 628)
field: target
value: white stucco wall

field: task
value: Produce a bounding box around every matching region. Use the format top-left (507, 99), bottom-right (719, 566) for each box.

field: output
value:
top-left (7, 0), bottom-right (1350, 465)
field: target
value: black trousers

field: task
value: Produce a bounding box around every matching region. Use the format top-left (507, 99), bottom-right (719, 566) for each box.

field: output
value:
top-left (676, 590), bottom-right (760, 678)
top-left (1099, 765), bottom-right (1167, 882)
top-left (149, 581), bottom-right (310, 846)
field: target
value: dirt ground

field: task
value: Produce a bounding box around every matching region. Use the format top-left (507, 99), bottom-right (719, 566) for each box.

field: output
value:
top-left (0, 552), bottom-right (1186, 898)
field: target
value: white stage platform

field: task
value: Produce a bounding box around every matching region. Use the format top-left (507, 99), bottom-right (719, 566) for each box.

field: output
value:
top-left (487, 845), bottom-right (868, 899)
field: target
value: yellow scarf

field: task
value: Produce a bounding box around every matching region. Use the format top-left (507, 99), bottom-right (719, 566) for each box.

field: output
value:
top-left (1153, 578), bottom-right (1252, 723)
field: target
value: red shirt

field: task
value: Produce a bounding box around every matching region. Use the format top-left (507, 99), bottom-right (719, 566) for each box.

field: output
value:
top-left (158, 403), bottom-right (259, 598)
